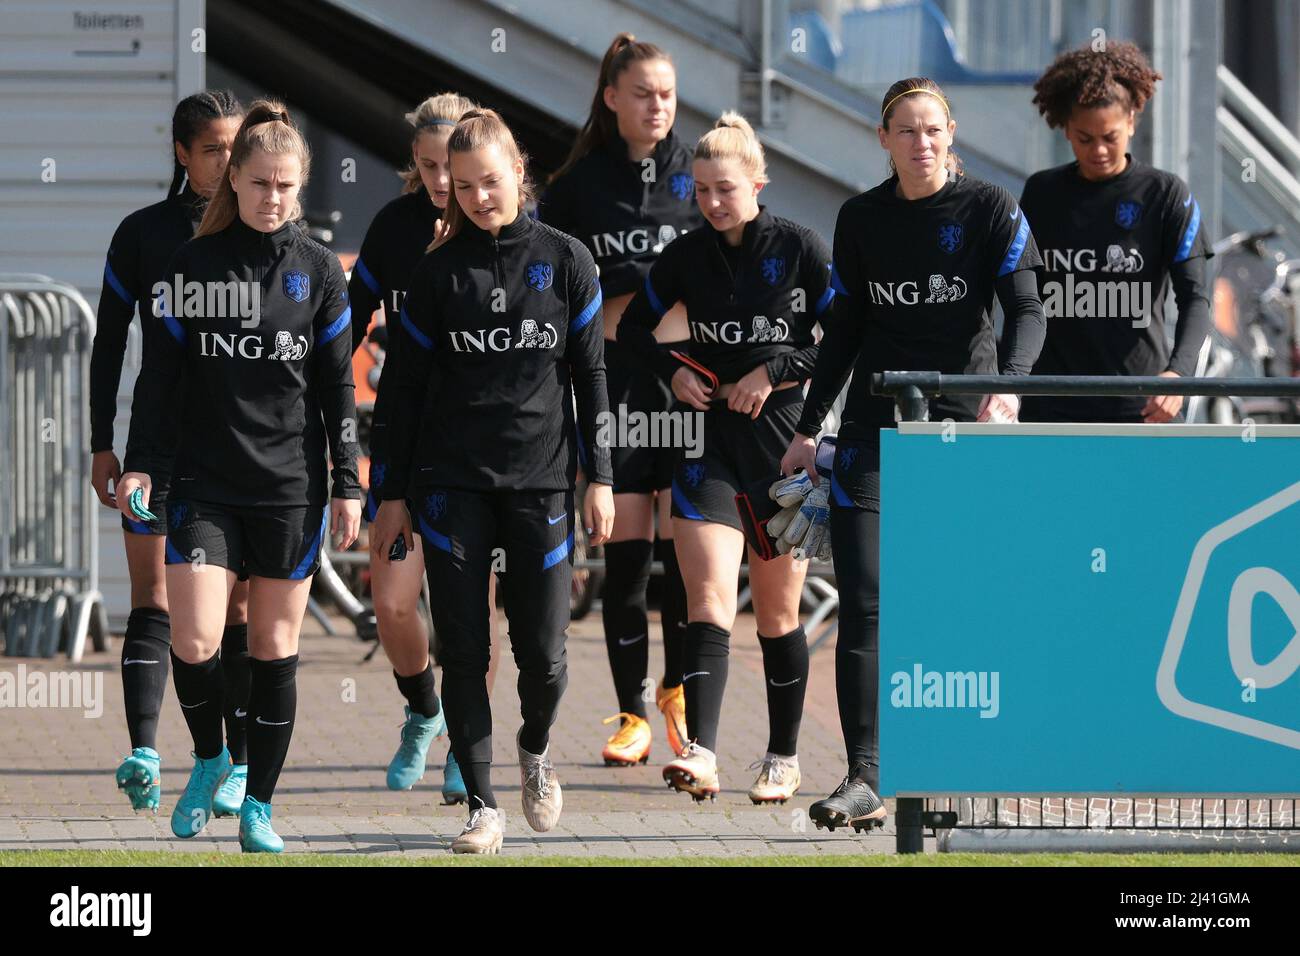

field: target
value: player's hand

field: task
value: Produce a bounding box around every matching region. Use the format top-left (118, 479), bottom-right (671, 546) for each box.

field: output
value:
top-left (91, 450), bottom-right (122, 508)
top-left (370, 499), bottom-right (413, 563)
top-left (976, 393), bottom-right (1021, 423)
top-left (780, 434), bottom-right (819, 484)
top-left (583, 481), bottom-right (614, 547)
top-left (728, 366), bottom-right (774, 419)
top-left (331, 497), bottom-right (361, 551)
top-left (115, 472), bottom-right (152, 523)
top-left (671, 366), bottom-right (713, 411)
top-left (1142, 370), bottom-right (1184, 423)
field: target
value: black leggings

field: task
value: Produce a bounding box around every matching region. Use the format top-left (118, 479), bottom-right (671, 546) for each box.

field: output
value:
top-left (416, 488), bottom-right (573, 810)
top-left (828, 434), bottom-right (882, 793)
top-left (830, 506), bottom-right (879, 786)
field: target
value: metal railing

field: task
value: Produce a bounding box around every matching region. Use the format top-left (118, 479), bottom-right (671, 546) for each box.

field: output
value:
top-left (0, 275), bottom-right (106, 661)
top-left (873, 370), bottom-right (1300, 853)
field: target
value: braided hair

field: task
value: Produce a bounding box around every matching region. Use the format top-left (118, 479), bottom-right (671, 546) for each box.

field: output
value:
top-left (1031, 41), bottom-right (1162, 129)
top-left (168, 89), bottom-right (244, 197)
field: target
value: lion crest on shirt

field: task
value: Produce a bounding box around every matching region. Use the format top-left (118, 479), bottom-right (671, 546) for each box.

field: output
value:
top-left (923, 274), bottom-right (968, 304)
top-left (515, 318), bottom-right (557, 349)
top-left (269, 331), bottom-right (308, 360)
top-left (1100, 244), bottom-right (1145, 273)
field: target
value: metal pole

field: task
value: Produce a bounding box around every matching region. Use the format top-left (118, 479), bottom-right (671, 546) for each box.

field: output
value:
top-left (894, 384), bottom-right (927, 855)
top-left (760, 0), bottom-right (773, 128)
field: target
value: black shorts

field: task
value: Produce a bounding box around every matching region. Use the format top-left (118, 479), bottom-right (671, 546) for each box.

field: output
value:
top-left (163, 498), bottom-right (329, 580)
top-left (671, 385), bottom-right (804, 530)
top-left (121, 475), bottom-right (170, 536)
top-left (603, 337), bottom-right (680, 495)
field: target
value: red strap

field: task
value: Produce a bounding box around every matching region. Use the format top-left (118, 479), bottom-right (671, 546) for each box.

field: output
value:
top-left (670, 350), bottom-right (719, 392)
top-left (734, 492), bottom-right (776, 562)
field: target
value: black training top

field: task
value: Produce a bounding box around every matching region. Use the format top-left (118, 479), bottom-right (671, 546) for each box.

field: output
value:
top-left (123, 217), bottom-right (361, 507)
top-left (90, 187), bottom-right (207, 456)
top-left (379, 210), bottom-right (613, 498)
top-left (538, 129), bottom-right (706, 300)
top-left (616, 206), bottom-right (832, 387)
top-left (347, 184), bottom-right (442, 352)
top-left (1019, 155), bottom-right (1212, 421)
top-left (799, 174), bottom-right (1045, 438)
top-left (347, 185), bottom-right (442, 464)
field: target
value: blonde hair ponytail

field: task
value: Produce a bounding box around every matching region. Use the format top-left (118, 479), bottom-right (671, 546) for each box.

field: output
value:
top-left (694, 111), bottom-right (768, 184)
top-left (400, 92), bottom-right (479, 192)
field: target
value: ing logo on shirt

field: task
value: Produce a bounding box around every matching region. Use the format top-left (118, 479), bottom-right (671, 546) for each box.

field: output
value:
top-left (283, 270), bottom-right (310, 302)
top-left (682, 462), bottom-right (707, 488)
top-left (669, 173), bottom-right (695, 201)
top-left (1100, 244), bottom-right (1145, 273)
top-left (424, 492), bottom-right (446, 521)
top-left (924, 274), bottom-right (967, 304)
top-left (525, 261), bottom-right (553, 292)
top-left (168, 502), bottom-right (188, 530)
top-left (760, 256), bottom-right (786, 286)
top-left (1115, 200), bottom-right (1143, 230)
top-left (937, 222), bottom-right (964, 254)
top-left (197, 331), bottom-right (308, 361)
top-left (838, 446), bottom-right (859, 472)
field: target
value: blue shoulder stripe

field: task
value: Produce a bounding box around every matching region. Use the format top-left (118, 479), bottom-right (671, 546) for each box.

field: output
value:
top-left (997, 212), bottom-right (1031, 277)
top-left (815, 285), bottom-right (836, 315)
top-left (400, 305), bottom-right (434, 351)
top-left (353, 257), bottom-right (381, 297)
top-left (829, 264), bottom-right (850, 297)
top-left (1173, 198), bottom-right (1202, 263)
top-left (318, 304), bottom-right (351, 346)
top-left (162, 313), bottom-right (186, 345)
top-left (570, 287), bottom-right (602, 334)
top-left (104, 262), bottom-right (134, 309)
top-left (644, 274), bottom-right (668, 318)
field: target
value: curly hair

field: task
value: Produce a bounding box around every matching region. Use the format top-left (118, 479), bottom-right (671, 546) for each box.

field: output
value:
top-left (1031, 40), bottom-right (1162, 129)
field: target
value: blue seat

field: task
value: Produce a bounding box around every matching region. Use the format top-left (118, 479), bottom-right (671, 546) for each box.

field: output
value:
top-left (786, 9), bottom-right (841, 74)
top-left (835, 0), bottom-right (1039, 89)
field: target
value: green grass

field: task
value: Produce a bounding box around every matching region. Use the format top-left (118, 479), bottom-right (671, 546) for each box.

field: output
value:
top-left (3, 850), bottom-right (1299, 867)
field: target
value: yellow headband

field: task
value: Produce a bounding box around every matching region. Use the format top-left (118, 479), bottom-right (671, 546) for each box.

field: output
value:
top-left (882, 88), bottom-right (950, 121)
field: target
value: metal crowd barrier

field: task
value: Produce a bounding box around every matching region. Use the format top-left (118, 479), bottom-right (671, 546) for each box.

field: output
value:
top-left (0, 274), bottom-right (106, 661)
top-left (875, 370), bottom-right (1300, 853)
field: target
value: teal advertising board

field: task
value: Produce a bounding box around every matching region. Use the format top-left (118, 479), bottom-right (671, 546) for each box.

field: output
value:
top-left (879, 423), bottom-right (1300, 796)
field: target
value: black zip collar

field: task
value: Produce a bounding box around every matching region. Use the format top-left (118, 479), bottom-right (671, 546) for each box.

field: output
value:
top-left (410, 183), bottom-right (440, 218)
top-left (228, 216), bottom-right (299, 253)
top-left (601, 128), bottom-right (681, 170)
top-left (713, 205), bottom-right (777, 255)
top-left (461, 208), bottom-right (532, 247)
top-left (174, 185), bottom-right (208, 224)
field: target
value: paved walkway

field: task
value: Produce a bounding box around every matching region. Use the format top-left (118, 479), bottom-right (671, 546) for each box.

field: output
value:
top-left (1, 606), bottom-right (914, 857)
